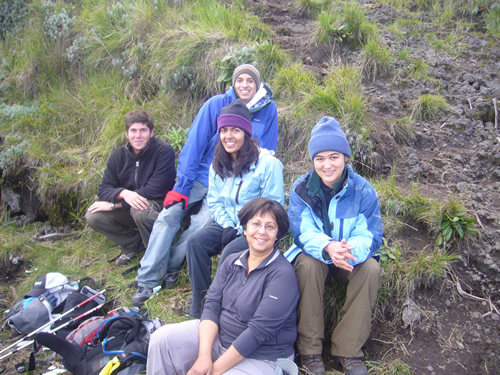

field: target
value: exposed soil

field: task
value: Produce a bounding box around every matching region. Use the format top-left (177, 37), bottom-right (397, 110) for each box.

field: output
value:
top-left (251, 0), bottom-right (499, 374)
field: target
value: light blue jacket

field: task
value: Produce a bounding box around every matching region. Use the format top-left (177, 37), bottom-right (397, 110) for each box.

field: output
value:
top-left (208, 148), bottom-right (285, 233)
top-left (174, 86), bottom-right (278, 197)
top-left (285, 165), bottom-right (383, 266)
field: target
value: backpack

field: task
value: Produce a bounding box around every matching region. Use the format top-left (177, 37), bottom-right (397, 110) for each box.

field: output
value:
top-left (35, 307), bottom-right (162, 375)
top-left (3, 275), bottom-right (104, 337)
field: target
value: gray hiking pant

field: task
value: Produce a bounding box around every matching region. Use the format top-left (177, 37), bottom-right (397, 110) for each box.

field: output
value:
top-left (85, 199), bottom-right (162, 254)
top-left (147, 319), bottom-right (280, 375)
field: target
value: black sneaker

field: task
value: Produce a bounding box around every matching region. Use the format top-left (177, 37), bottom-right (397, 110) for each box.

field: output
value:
top-left (131, 286), bottom-right (153, 306)
top-left (115, 252), bottom-right (136, 266)
top-left (161, 273), bottom-right (178, 289)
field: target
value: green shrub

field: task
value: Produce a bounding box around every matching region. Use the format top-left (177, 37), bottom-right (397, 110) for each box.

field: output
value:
top-left (0, 0), bottom-right (29, 39)
top-left (216, 45), bottom-right (259, 85)
top-left (433, 198), bottom-right (479, 248)
top-left (0, 134), bottom-right (27, 171)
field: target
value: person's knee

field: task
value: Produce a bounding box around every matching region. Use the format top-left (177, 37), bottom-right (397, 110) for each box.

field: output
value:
top-left (187, 227), bottom-right (209, 254)
top-left (295, 253), bottom-right (325, 276)
top-left (156, 203), bottom-right (185, 228)
top-left (130, 207), bottom-right (156, 227)
top-left (362, 258), bottom-right (381, 283)
top-left (149, 325), bottom-right (170, 350)
top-left (85, 210), bottom-right (100, 229)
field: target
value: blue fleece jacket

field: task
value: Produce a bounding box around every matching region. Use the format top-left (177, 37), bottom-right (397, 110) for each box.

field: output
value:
top-left (285, 165), bottom-right (383, 266)
top-left (207, 148), bottom-right (284, 233)
top-left (173, 86), bottom-right (278, 197)
top-left (201, 249), bottom-right (299, 360)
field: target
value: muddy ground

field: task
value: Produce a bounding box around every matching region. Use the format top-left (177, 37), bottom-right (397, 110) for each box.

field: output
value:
top-left (253, 0), bottom-right (499, 374)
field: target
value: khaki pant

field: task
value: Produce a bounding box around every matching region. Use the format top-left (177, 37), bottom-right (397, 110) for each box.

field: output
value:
top-left (85, 199), bottom-right (162, 254)
top-left (293, 253), bottom-right (380, 358)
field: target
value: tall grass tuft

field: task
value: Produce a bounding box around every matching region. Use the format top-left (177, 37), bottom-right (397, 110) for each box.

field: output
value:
top-left (295, 0), bottom-right (332, 17)
top-left (388, 116), bottom-right (415, 145)
top-left (344, 0), bottom-right (378, 45)
top-left (308, 62), bottom-right (375, 172)
top-left (361, 37), bottom-right (393, 82)
top-left (316, 2), bottom-right (377, 46)
top-left (410, 94), bottom-right (448, 121)
top-left (309, 62), bottom-right (365, 125)
top-left (485, 2), bottom-right (500, 37)
top-left (272, 63), bottom-right (318, 101)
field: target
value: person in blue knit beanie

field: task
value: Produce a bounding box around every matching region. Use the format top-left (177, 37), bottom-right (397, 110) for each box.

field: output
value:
top-left (284, 116), bottom-right (383, 375)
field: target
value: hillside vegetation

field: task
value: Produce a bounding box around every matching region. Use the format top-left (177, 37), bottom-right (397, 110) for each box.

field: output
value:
top-left (0, 0), bottom-right (498, 374)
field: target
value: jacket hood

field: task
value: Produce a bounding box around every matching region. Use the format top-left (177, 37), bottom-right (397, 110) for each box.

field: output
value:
top-left (226, 84), bottom-right (274, 114)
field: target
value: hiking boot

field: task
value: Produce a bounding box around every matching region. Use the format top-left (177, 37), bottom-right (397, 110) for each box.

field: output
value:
top-left (161, 273), bottom-right (178, 289)
top-left (300, 354), bottom-right (325, 375)
top-left (131, 286), bottom-right (153, 306)
top-left (115, 252), bottom-right (136, 266)
top-left (337, 357), bottom-right (368, 375)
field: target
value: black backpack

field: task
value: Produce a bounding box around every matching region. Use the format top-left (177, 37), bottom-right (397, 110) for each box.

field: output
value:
top-left (35, 307), bottom-right (162, 375)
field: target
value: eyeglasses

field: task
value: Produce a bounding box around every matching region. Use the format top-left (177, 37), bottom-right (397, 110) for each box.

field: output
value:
top-left (248, 220), bottom-right (278, 233)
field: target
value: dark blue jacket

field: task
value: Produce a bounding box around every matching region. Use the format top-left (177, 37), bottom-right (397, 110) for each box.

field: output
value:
top-left (98, 137), bottom-right (176, 210)
top-left (202, 249), bottom-right (298, 360)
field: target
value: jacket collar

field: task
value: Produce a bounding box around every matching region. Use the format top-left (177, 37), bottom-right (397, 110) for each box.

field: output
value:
top-left (234, 248), bottom-right (280, 270)
top-left (126, 137), bottom-right (155, 159)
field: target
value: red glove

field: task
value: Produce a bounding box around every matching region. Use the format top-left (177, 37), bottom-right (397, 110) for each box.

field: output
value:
top-left (163, 190), bottom-right (188, 210)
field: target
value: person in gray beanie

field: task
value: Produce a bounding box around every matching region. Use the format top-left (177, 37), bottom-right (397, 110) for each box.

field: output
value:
top-left (284, 116), bottom-right (383, 375)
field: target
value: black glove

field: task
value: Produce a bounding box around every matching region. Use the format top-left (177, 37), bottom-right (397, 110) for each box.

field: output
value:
top-left (221, 227), bottom-right (238, 248)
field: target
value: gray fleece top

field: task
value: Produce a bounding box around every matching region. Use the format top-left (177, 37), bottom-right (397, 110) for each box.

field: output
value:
top-left (201, 249), bottom-right (299, 360)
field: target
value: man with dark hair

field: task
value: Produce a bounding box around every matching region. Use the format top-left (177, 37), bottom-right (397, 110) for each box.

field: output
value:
top-left (86, 109), bottom-right (176, 266)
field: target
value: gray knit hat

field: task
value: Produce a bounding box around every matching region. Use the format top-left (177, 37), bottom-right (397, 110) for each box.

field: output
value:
top-left (308, 117), bottom-right (351, 159)
top-left (232, 64), bottom-right (261, 89)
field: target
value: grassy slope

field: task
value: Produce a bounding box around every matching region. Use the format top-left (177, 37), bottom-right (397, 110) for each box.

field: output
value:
top-left (0, 0), bottom-right (496, 372)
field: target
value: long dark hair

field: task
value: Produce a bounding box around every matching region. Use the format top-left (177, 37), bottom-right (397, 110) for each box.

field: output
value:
top-left (212, 132), bottom-right (260, 178)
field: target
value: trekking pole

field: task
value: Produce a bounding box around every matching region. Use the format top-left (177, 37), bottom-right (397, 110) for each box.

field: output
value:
top-left (0, 300), bottom-right (107, 361)
top-left (0, 289), bottom-right (106, 356)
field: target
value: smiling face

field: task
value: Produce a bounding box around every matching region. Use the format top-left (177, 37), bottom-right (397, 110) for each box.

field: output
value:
top-left (244, 211), bottom-right (278, 257)
top-left (234, 73), bottom-right (257, 104)
top-left (126, 122), bottom-right (154, 155)
top-left (313, 151), bottom-right (347, 189)
top-left (220, 126), bottom-right (245, 162)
